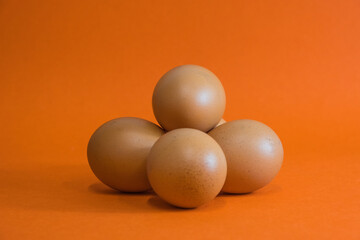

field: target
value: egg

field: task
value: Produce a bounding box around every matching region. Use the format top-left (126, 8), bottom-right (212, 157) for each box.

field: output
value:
top-left (208, 119), bottom-right (283, 193)
top-left (152, 65), bottom-right (226, 132)
top-left (147, 128), bottom-right (227, 208)
top-left (87, 117), bottom-right (164, 192)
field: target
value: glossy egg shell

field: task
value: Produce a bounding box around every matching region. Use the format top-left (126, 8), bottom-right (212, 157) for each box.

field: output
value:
top-left (147, 128), bottom-right (227, 208)
top-left (87, 117), bottom-right (164, 192)
top-left (209, 119), bottom-right (283, 193)
top-left (152, 65), bottom-right (226, 132)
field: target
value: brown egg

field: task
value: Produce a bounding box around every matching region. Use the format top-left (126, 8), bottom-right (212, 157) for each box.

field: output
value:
top-left (147, 128), bottom-right (227, 208)
top-left (152, 65), bottom-right (226, 132)
top-left (208, 120), bottom-right (283, 193)
top-left (87, 117), bottom-right (164, 192)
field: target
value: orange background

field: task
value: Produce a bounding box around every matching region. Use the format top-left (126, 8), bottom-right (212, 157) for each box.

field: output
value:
top-left (1, 0), bottom-right (359, 239)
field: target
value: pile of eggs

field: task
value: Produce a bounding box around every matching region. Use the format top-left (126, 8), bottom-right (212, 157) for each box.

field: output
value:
top-left (87, 65), bottom-right (284, 208)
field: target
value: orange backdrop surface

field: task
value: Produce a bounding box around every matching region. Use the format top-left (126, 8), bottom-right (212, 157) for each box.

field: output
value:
top-left (0, 0), bottom-right (359, 239)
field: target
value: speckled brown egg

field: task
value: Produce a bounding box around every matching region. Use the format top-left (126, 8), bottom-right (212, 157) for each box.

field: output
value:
top-left (87, 117), bottom-right (164, 192)
top-left (152, 65), bottom-right (226, 132)
top-left (147, 128), bottom-right (227, 208)
top-left (208, 119), bottom-right (283, 193)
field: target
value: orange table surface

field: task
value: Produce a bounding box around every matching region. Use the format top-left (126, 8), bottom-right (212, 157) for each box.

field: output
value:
top-left (1, 0), bottom-right (359, 239)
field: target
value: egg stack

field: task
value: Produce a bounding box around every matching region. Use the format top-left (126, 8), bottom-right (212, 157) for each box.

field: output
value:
top-left (87, 65), bottom-right (283, 208)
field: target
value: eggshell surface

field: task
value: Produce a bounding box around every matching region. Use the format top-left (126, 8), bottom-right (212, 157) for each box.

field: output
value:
top-left (147, 128), bottom-right (227, 208)
top-left (87, 117), bottom-right (164, 192)
top-left (208, 119), bottom-right (284, 193)
top-left (152, 65), bottom-right (226, 132)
